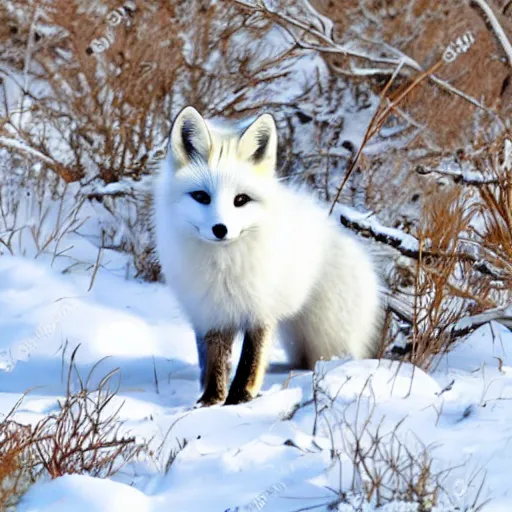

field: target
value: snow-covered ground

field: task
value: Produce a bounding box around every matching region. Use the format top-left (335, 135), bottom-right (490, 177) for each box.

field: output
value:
top-left (0, 215), bottom-right (510, 511)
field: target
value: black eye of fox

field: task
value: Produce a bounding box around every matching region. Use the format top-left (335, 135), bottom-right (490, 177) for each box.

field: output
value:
top-left (234, 194), bottom-right (251, 207)
top-left (189, 190), bottom-right (211, 205)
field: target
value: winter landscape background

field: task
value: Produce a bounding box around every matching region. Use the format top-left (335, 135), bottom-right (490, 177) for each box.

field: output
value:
top-left (0, 0), bottom-right (512, 510)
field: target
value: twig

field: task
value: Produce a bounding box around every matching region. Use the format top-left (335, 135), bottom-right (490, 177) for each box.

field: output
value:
top-left (18, 2), bottom-right (40, 129)
top-left (232, 0), bottom-right (403, 65)
top-left (88, 232), bottom-right (104, 292)
top-left (471, 0), bottom-right (512, 66)
top-left (0, 137), bottom-right (57, 166)
top-left (152, 356), bottom-right (160, 395)
top-left (415, 165), bottom-right (500, 185)
top-left (231, 0), bottom-right (495, 116)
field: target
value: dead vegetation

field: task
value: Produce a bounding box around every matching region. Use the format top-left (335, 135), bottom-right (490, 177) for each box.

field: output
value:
top-left (0, 0), bottom-right (510, 366)
top-left (285, 365), bottom-right (490, 510)
top-left (0, 415), bottom-right (35, 510)
top-left (233, 0), bottom-right (512, 234)
top-left (0, 0), bottom-right (312, 278)
top-left (308, 0), bottom-right (512, 149)
top-left (0, 347), bottom-right (146, 510)
top-left (0, 0), bottom-right (301, 185)
top-left (341, 134), bottom-right (512, 369)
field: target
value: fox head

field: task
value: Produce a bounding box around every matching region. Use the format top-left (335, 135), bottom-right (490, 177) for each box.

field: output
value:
top-left (163, 106), bottom-right (278, 244)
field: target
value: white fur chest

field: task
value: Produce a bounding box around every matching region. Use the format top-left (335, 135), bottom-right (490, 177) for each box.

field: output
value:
top-left (163, 233), bottom-right (276, 333)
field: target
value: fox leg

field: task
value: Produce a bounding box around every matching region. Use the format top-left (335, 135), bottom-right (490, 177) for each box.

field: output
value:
top-left (195, 332), bottom-right (207, 389)
top-left (197, 329), bottom-right (235, 407)
top-left (225, 325), bottom-right (273, 405)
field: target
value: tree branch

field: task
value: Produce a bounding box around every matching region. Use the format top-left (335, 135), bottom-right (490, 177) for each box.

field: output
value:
top-left (0, 136), bottom-right (56, 166)
top-left (336, 204), bottom-right (504, 280)
top-left (451, 306), bottom-right (512, 337)
top-left (231, 0), bottom-right (496, 115)
top-left (470, 0), bottom-right (512, 66)
top-left (415, 164), bottom-right (500, 186)
top-left (385, 293), bottom-right (512, 338)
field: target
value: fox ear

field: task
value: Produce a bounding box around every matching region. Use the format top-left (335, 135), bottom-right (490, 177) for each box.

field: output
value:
top-left (170, 106), bottom-right (211, 168)
top-left (237, 113), bottom-right (277, 176)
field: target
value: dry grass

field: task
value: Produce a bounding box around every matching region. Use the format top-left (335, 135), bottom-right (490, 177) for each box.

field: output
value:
top-left (0, 152), bottom-right (87, 263)
top-left (310, 0), bottom-right (511, 150)
top-left (0, 410), bottom-right (36, 510)
top-left (32, 349), bottom-right (145, 478)
top-left (408, 187), bottom-right (478, 369)
top-left (0, 0), bottom-right (298, 185)
top-left (0, 0), bottom-right (308, 278)
top-left (286, 365), bottom-right (490, 510)
top-left (0, 2), bottom-right (508, 508)
top-left (337, 132), bottom-right (512, 368)
top-left (0, 0), bottom-right (510, 419)
top-left (328, 57), bottom-right (446, 213)
top-left (0, 346), bottom-right (146, 509)
top-left (472, 136), bottom-right (512, 290)
top-left (382, 136), bottom-right (512, 368)
top-left (1, 0), bottom-right (182, 181)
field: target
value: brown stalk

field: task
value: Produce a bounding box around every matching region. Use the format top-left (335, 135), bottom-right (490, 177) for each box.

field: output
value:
top-left (328, 58), bottom-right (444, 214)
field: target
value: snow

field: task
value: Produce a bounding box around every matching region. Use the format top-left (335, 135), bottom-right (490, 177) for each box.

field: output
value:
top-left (21, 475), bottom-right (151, 512)
top-left (0, 236), bottom-right (510, 510)
top-left (81, 175), bottom-right (153, 198)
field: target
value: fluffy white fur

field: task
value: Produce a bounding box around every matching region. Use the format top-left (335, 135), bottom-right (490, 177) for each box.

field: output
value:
top-left (154, 106), bottom-right (382, 369)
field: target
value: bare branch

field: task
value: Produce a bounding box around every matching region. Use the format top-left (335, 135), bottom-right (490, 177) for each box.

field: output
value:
top-left (471, 0), bottom-right (512, 66)
top-left (415, 165), bottom-right (500, 186)
top-left (336, 204), bottom-right (504, 280)
top-left (231, 0), bottom-right (496, 115)
top-left (386, 292), bottom-right (512, 337)
top-left (451, 306), bottom-right (512, 337)
top-left (0, 137), bottom-right (57, 167)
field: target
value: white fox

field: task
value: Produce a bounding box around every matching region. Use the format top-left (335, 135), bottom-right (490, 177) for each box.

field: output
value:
top-left (154, 106), bottom-right (382, 406)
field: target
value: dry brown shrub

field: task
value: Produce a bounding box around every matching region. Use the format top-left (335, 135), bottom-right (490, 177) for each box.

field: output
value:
top-left (382, 137), bottom-right (512, 368)
top-left (1, 0), bottom-right (180, 182)
top-left (0, 348), bottom-right (146, 508)
top-left (0, 0), bottom-right (305, 279)
top-left (0, 0), bottom-right (297, 185)
top-left (472, 136), bottom-right (512, 290)
top-left (311, 0), bottom-right (511, 150)
top-left (298, 0), bottom-right (512, 231)
top-left (0, 410), bottom-right (37, 510)
top-left (408, 188), bottom-right (477, 369)
top-left (31, 350), bottom-right (146, 478)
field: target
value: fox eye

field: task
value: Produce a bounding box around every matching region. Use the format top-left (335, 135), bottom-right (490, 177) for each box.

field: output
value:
top-left (234, 194), bottom-right (251, 207)
top-left (189, 190), bottom-right (211, 205)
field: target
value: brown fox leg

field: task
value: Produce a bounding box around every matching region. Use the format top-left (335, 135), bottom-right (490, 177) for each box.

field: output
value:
top-left (197, 329), bottom-right (235, 407)
top-left (225, 325), bottom-right (273, 405)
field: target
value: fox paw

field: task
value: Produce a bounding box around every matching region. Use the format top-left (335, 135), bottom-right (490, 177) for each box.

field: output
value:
top-left (225, 388), bottom-right (253, 405)
top-left (196, 393), bottom-right (225, 408)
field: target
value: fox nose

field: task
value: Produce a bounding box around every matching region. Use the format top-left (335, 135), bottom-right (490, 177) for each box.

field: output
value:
top-left (212, 223), bottom-right (227, 240)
